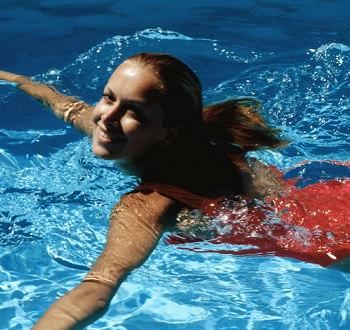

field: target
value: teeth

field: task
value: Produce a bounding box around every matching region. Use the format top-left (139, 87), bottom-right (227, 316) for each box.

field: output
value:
top-left (100, 131), bottom-right (110, 139)
top-left (99, 129), bottom-right (124, 142)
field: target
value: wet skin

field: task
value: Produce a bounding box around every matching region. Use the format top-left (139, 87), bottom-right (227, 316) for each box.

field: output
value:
top-left (92, 60), bottom-right (170, 161)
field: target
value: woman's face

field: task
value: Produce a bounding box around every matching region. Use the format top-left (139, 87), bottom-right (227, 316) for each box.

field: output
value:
top-left (92, 60), bottom-right (168, 160)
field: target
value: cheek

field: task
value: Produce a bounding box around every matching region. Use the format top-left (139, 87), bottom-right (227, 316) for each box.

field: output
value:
top-left (91, 119), bottom-right (99, 145)
top-left (120, 117), bottom-right (143, 136)
top-left (91, 102), bottom-right (103, 123)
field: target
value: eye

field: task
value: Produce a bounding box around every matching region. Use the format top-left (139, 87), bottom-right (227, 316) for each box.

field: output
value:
top-left (102, 93), bottom-right (115, 103)
top-left (126, 106), bottom-right (149, 123)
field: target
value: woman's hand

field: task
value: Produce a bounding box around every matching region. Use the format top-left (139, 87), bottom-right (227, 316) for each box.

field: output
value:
top-left (0, 70), bottom-right (30, 84)
top-left (0, 69), bottom-right (93, 136)
top-left (33, 190), bottom-right (177, 329)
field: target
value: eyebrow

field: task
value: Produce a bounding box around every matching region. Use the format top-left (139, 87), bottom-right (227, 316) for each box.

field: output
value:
top-left (104, 86), bottom-right (115, 96)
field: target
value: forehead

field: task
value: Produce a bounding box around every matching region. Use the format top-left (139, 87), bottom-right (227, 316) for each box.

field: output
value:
top-left (107, 61), bottom-right (161, 102)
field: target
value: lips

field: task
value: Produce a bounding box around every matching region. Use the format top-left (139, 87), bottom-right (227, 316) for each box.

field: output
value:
top-left (97, 127), bottom-right (126, 144)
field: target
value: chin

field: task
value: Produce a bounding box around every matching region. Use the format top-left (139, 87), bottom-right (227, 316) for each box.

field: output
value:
top-left (92, 144), bottom-right (119, 160)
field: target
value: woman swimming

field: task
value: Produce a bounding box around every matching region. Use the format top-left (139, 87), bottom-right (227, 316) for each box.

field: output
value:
top-left (1, 52), bottom-right (349, 329)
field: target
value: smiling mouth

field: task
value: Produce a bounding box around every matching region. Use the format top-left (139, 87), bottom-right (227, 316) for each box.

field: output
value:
top-left (98, 129), bottom-right (126, 144)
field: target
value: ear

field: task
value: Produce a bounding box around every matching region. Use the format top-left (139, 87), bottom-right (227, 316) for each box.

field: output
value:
top-left (161, 125), bottom-right (185, 145)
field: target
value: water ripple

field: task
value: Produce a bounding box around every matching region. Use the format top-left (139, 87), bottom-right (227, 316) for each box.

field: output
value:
top-left (1, 28), bottom-right (350, 329)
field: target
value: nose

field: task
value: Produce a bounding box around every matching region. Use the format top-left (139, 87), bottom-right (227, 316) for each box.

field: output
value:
top-left (100, 101), bottom-right (124, 128)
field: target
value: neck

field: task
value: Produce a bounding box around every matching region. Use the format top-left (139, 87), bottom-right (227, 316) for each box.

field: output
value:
top-left (134, 139), bottom-right (251, 197)
top-left (113, 159), bottom-right (143, 177)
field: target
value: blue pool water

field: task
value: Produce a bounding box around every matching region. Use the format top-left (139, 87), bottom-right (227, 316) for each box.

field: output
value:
top-left (1, 1), bottom-right (350, 329)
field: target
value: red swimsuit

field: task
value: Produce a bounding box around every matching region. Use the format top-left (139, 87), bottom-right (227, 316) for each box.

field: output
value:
top-left (137, 162), bottom-right (350, 267)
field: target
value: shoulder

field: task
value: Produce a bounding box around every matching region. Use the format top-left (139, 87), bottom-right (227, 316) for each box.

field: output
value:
top-left (111, 189), bottom-right (181, 227)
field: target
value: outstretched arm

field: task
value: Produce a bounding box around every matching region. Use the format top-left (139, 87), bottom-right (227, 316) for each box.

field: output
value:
top-left (33, 190), bottom-right (177, 330)
top-left (0, 70), bottom-right (93, 136)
